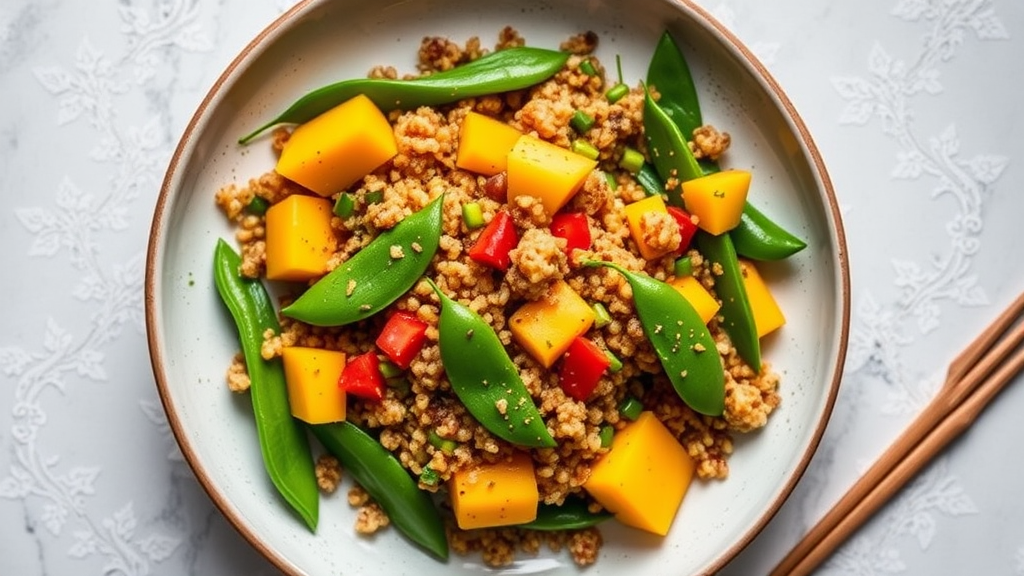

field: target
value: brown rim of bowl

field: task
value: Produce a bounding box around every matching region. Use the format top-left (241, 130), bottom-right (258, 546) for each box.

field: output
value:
top-left (673, 1), bottom-right (850, 573)
top-left (144, 2), bottom-right (313, 574)
top-left (144, 0), bottom-right (851, 574)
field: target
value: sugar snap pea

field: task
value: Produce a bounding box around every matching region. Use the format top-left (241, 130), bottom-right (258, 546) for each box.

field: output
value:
top-left (646, 31), bottom-right (719, 177)
top-left (425, 278), bottom-right (556, 448)
top-left (518, 497), bottom-right (612, 531)
top-left (212, 239), bottom-right (319, 531)
top-left (310, 421), bottom-right (449, 561)
top-left (730, 201), bottom-right (807, 260)
top-left (647, 31), bottom-right (703, 140)
top-left (239, 47), bottom-right (570, 144)
top-left (282, 194), bottom-right (444, 326)
top-left (584, 260), bottom-right (724, 416)
top-left (645, 31), bottom-right (807, 258)
top-left (695, 231), bottom-right (760, 369)
top-left (642, 84), bottom-right (703, 207)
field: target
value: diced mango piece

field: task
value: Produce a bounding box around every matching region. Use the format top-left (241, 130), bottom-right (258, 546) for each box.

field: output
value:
top-left (583, 411), bottom-right (695, 536)
top-left (456, 112), bottom-right (523, 176)
top-left (264, 194), bottom-right (337, 282)
top-left (509, 280), bottom-right (595, 368)
top-left (281, 347), bottom-right (347, 424)
top-left (276, 94), bottom-right (397, 197)
top-left (669, 275), bottom-right (720, 324)
top-left (740, 259), bottom-right (785, 338)
top-left (623, 195), bottom-right (673, 260)
top-left (506, 134), bottom-right (597, 216)
top-left (449, 451), bottom-right (538, 530)
top-left (681, 169), bottom-right (752, 235)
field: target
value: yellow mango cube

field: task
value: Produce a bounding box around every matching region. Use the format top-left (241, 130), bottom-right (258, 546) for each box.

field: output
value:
top-left (449, 451), bottom-right (539, 530)
top-left (623, 195), bottom-right (673, 260)
top-left (281, 347), bottom-right (347, 424)
top-left (506, 134), bottom-right (597, 216)
top-left (276, 94), bottom-right (397, 197)
top-left (740, 259), bottom-right (786, 338)
top-left (668, 275), bottom-right (720, 324)
top-left (509, 280), bottom-right (595, 368)
top-left (456, 112), bottom-right (523, 176)
top-left (584, 411), bottom-right (695, 536)
top-left (264, 194), bottom-right (337, 282)
top-left (681, 169), bottom-right (752, 235)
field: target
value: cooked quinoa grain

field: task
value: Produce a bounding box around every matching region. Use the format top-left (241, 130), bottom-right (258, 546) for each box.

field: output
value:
top-left (315, 454), bottom-right (342, 493)
top-left (216, 28), bottom-right (779, 568)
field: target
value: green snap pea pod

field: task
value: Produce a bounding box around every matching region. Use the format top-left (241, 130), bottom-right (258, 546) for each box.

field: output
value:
top-left (646, 31), bottom-right (808, 257)
top-left (642, 84), bottom-right (703, 207)
top-left (425, 278), bottom-right (556, 448)
top-left (583, 260), bottom-right (724, 416)
top-left (519, 497), bottom-right (612, 531)
top-left (646, 30), bottom-right (719, 176)
top-left (730, 201), bottom-right (807, 260)
top-left (212, 239), bottom-right (319, 531)
top-left (282, 194), bottom-right (444, 326)
top-left (695, 231), bottom-right (760, 370)
top-left (647, 31), bottom-right (702, 141)
top-left (240, 47), bottom-right (570, 144)
top-left (310, 421), bottom-right (449, 561)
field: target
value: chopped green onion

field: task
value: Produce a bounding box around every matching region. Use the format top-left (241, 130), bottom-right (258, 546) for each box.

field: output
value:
top-left (618, 396), bottom-right (644, 421)
top-left (461, 202), bottom-right (485, 229)
top-left (246, 196), bottom-right (270, 216)
top-left (615, 54), bottom-right (624, 84)
top-left (570, 110), bottom-right (596, 133)
top-left (419, 466), bottom-right (441, 486)
top-left (333, 192), bottom-right (355, 218)
top-left (427, 430), bottom-right (457, 454)
top-left (599, 425), bottom-right (615, 448)
top-left (618, 147), bottom-right (644, 174)
top-left (365, 190), bottom-right (384, 204)
top-left (605, 83), bottom-right (629, 104)
top-left (591, 302), bottom-right (612, 328)
top-left (378, 360), bottom-right (404, 379)
top-left (674, 256), bottom-right (693, 278)
top-left (571, 139), bottom-right (600, 161)
top-left (579, 58), bottom-right (597, 76)
top-left (603, 171), bottom-right (619, 191)
top-left (604, 349), bottom-right (623, 373)
top-left (333, 193), bottom-right (355, 217)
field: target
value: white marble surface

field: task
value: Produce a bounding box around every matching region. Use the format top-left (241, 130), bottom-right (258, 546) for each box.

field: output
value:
top-left (1, 1), bottom-right (1022, 575)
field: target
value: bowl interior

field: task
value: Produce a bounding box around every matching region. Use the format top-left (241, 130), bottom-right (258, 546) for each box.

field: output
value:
top-left (146, 0), bottom-right (848, 574)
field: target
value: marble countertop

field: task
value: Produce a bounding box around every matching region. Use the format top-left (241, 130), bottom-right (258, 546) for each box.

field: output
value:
top-left (2, 0), bottom-right (1022, 574)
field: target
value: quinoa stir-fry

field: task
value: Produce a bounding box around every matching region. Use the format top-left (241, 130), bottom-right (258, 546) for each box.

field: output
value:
top-left (212, 27), bottom-right (799, 567)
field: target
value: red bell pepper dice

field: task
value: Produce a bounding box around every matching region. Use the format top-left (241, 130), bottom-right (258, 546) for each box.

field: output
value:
top-left (468, 210), bottom-right (518, 271)
top-left (375, 311), bottom-right (428, 369)
top-left (667, 206), bottom-right (699, 254)
top-left (339, 351), bottom-right (386, 402)
top-left (558, 336), bottom-right (612, 402)
top-left (550, 212), bottom-right (591, 255)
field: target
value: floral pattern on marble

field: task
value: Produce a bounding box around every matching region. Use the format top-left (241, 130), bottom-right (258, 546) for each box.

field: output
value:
top-left (825, 0), bottom-right (1008, 573)
top-left (0, 1), bottom-right (211, 573)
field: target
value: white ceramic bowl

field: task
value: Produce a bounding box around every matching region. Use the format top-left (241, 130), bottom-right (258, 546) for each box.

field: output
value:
top-left (146, 0), bottom-right (849, 574)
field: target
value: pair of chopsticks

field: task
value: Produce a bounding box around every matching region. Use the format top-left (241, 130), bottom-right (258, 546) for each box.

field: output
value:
top-left (772, 291), bottom-right (1024, 576)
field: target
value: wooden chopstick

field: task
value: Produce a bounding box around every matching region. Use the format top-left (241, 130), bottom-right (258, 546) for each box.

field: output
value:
top-left (771, 291), bottom-right (1024, 576)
